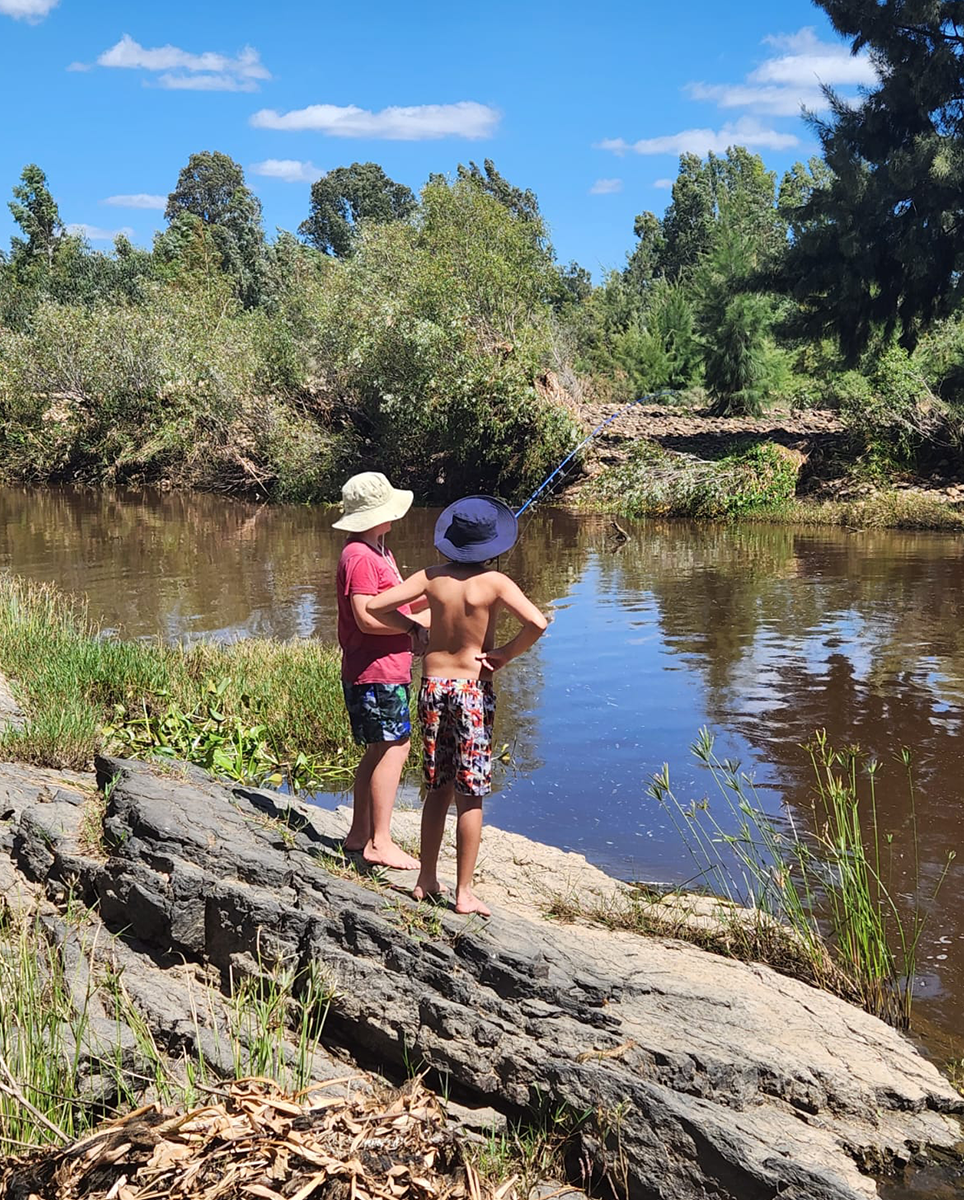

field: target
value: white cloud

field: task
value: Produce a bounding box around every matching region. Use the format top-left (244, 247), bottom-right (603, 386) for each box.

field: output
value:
top-left (92, 34), bottom-right (270, 91)
top-left (589, 178), bottom-right (622, 195)
top-left (67, 223), bottom-right (135, 242)
top-left (756, 28), bottom-right (877, 87)
top-left (598, 117), bottom-right (799, 157)
top-left (102, 194), bottom-right (167, 210)
top-left (0, 0), bottom-right (58, 22)
top-left (653, 178), bottom-right (674, 189)
top-left (250, 159), bottom-right (324, 183)
top-left (686, 27), bottom-right (877, 116)
top-left (157, 72), bottom-right (259, 92)
top-left (251, 101), bottom-right (500, 140)
top-left (686, 81), bottom-right (827, 117)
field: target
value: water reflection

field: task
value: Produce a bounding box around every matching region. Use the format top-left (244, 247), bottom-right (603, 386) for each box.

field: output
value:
top-left (1, 486), bottom-right (963, 1041)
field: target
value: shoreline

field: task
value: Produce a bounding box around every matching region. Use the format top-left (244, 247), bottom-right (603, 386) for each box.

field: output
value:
top-left (0, 752), bottom-right (959, 1199)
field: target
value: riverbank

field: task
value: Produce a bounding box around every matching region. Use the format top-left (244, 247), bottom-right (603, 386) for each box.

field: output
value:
top-left (0, 575), bottom-right (356, 789)
top-left (564, 402), bottom-right (964, 529)
top-left (0, 753), bottom-right (960, 1199)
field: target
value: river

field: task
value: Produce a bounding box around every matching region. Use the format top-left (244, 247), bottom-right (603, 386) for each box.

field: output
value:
top-left (1, 484), bottom-right (963, 1061)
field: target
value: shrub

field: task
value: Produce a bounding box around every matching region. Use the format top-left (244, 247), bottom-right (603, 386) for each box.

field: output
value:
top-left (304, 180), bottom-right (580, 502)
top-left (583, 439), bottom-right (800, 519)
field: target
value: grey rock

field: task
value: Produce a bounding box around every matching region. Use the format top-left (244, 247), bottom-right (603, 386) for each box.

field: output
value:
top-left (6, 754), bottom-right (963, 1200)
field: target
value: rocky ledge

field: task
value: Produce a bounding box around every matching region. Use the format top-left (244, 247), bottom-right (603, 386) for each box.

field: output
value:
top-left (1, 756), bottom-right (961, 1200)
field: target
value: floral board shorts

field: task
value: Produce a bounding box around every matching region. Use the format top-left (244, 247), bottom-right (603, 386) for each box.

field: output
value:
top-left (342, 682), bottom-right (411, 745)
top-left (417, 677), bottom-right (497, 798)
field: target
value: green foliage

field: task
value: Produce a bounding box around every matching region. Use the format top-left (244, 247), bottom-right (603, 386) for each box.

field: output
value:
top-left (0, 576), bottom-right (356, 785)
top-left (627, 147), bottom-right (784, 286)
top-left (699, 225), bottom-right (779, 416)
top-left (569, 274), bottom-right (700, 398)
top-left (165, 151), bottom-right (266, 307)
top-left (584, 439), bottom-right (800, 520)
top-left (299, 162), bottom-right (416, 257)
top-left (8, 163), bottom-right (63, 273)
top-left (648, 729), bottom-right (955, 1027)
top-left (455, 158), bottom-right (548, 249)
top-left (840, 343), bottom-right (945, 473)
top-left (307, 177), bottom-right (578, 501)
top-left (779, 2), bottom-right (964, 358)
top-left (0, 153), bottom-right (577, 504)
top-left (103, 677), bottom-right (352, 793)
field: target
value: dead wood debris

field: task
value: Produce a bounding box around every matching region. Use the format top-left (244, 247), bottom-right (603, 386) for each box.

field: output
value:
top-left (0, 1078), bottom-right (518, 1200)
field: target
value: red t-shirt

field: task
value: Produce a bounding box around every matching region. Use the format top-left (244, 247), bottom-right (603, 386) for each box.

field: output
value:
top-left (336, 537), bottom-right (413, 685)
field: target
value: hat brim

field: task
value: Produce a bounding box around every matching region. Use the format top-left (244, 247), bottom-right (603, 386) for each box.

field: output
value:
top-left (332, 488), bottom-right (413, 531)
top-left (434, 495), bottom-right (518, 563)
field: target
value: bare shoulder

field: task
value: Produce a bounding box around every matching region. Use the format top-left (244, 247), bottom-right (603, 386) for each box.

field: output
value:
top-left (489, 570), bottom-right (524, 594)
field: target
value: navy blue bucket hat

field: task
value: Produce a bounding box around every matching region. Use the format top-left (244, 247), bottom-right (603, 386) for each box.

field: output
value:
top-left (434, 495), bottom-right (518, 563)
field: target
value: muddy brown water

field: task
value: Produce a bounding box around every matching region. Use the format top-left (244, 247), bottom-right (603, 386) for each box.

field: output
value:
top-left (2, 485), bottom-right (964, 1065)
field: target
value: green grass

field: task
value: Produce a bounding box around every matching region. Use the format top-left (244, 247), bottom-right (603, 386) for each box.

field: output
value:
top-left (0, 907), bottom-right (335, 1154)
top-left (748, 490), bottom-right (964, 530)
top-left (0, 575), bottom-right (358, 790)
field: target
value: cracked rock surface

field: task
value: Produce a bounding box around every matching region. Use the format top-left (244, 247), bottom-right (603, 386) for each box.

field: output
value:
top-left (1, 755), bottom-right (962, 1200)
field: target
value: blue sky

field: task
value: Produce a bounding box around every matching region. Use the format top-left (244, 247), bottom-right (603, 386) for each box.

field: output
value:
top-left (0, 0), bottom-right (876, 276)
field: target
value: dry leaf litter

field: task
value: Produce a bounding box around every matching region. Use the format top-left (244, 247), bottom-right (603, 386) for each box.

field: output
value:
top-left (0, 1077), bottom-right (519, 1200)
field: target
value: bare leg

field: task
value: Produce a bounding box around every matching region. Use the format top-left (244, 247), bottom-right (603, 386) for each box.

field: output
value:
top-left (454, 793), bottom-right (490, 916)
top-left (363, 738), bottom-right (419, 870)
top-left (344, 744), bottom-right (379, 851)
top-left (414, 784), bottom-right (453, 900)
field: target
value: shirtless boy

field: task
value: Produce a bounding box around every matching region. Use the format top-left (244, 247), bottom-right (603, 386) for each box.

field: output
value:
top-left (367, 495), bottom-right (547, 915)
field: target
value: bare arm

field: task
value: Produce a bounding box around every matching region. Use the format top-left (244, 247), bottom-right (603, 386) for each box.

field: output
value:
top-left (477, 577), bottom-right (548, 672)
top-left (350, 593), bottom-right (422, 636)
top-left (365, 571), bottom-right (430, 635)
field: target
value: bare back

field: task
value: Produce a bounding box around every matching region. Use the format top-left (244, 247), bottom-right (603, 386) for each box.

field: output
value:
top-left (421, 565), bottom-right (504, 679)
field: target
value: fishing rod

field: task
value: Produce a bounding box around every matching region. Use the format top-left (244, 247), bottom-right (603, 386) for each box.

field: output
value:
top-left (513, 388), bottom-right (678, 518)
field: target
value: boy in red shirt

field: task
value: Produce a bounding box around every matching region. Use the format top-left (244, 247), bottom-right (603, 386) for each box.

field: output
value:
top-left (333, 472), bottom-right (427, 870)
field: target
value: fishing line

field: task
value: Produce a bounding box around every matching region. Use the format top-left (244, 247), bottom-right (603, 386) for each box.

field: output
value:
top-left (506, 389), bottom-right (677, 559)
top-left (513, 388), bottom-right (677, 519)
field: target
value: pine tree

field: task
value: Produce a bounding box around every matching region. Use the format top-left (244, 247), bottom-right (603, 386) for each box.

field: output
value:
top-left (780, 1), bottom-right (964, 359)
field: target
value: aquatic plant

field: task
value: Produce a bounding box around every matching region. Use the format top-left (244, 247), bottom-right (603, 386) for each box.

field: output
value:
top-left (647, 728), bottom-right (955, 1027)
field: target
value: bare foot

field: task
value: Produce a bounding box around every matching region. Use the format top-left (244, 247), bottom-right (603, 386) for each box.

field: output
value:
top-left (363, 839), bottom-right (420, 871)
top-left (413, 876), bottom-right (449, 901)
top-left (342, 840), bottom-right (366, 854)
top-left (455, 889), bottom-right (491, 917)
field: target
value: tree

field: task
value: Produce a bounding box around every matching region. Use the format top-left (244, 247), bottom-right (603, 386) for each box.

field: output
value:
top-left (551, 260), bottom-right (593, 312)
top-left (8, 164), bottom-right (63, 271)
top-left (779, 1), bottom-right (964, 358)
top-left (700, 226), bottom-right (777, 416)
top-left (625, 210), bottom-right (666, 290)
top-left (626, 148), bottom-right (783, 287)
top-left (456, 159), bottom-right (541, 225)
top-left (299, 162), bottom-right (416, 257)
top-left (166, 151), bottom-right (266, 306)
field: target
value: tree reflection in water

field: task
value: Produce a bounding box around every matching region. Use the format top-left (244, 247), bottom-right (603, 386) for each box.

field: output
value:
top-left (1, 487), bottom-right (963, 1043)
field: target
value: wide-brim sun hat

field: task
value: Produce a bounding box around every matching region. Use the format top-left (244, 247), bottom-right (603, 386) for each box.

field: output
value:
top-left (434, 495), bottom-right (518, 563)
top-left (332, 471), bottom-right (413, 531)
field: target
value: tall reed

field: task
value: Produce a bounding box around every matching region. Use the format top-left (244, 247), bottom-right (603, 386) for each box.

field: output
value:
top-left (647, 728), bottom-right (954, 1027)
